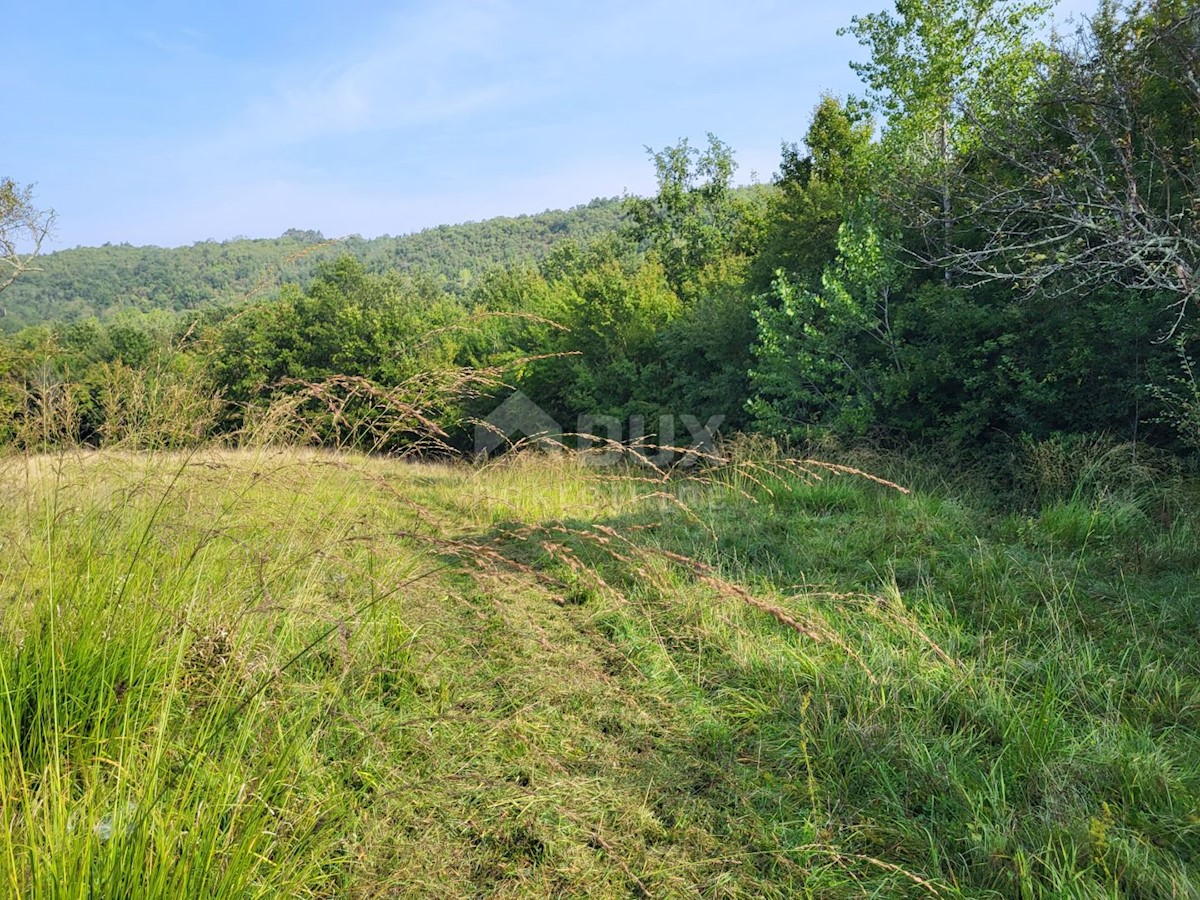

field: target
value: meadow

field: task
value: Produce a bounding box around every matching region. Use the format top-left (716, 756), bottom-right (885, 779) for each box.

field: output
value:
top-left (2, 441), bottom-right (1197, 897)
top-left (4, 1), bottom-right (1199, 895)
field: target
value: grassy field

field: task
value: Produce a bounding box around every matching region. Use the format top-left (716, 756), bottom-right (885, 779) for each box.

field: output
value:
top-left (1, 444), bottom-right (1198, 897)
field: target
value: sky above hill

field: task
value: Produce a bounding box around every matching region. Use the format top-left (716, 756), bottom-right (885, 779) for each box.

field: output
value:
top-left (12, 0), bottom-right (1096, 249)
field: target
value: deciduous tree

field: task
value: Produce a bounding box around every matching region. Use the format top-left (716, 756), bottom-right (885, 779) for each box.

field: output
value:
top-left (843, 0), bottom-right (1050, 268)
top-left (949, 1), bottom-right (1200, 337)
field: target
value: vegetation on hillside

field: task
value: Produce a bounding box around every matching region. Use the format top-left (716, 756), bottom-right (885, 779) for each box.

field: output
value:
top-left (3, 1), bottom-right (1200, 895)
top-left (3, 446), bottom-right (1199, 896)
top-left (0, 198), bottom-right (624, 331)
top-left (3, 1), bottom-right (1196, 459)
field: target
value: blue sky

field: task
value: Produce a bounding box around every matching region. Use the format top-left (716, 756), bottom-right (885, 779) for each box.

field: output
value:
top-left (10, 0), bottom-right (1096, 249)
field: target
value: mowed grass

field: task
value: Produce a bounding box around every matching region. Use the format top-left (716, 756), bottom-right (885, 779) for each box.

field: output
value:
top-left (1, 446), bottom-right (1198, 897)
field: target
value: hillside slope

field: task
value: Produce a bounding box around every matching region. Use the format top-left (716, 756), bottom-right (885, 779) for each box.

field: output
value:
top-left (3, 447), bottom-right (1198, 896)
top-left (0, 198), bottom-right (624, 330)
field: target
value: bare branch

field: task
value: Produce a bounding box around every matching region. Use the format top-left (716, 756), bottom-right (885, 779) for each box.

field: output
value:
top-left (930, 6), bottom-right (1200, 338)
top-left (0, 179), bottom-right (56, 302)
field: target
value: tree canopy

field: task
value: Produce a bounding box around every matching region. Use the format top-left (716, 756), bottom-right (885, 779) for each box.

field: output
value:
top-left (2, 0), bottom-right (1198, 458)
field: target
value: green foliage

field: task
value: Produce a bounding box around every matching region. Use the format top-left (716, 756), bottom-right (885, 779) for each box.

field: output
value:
top-left (6, 447), bottom-right (1200, 895)
top-left (843, 0), bottom-right (1050, 148)
top-left (890, 281), bottom-right (1177, 447)
top-left (624, 135), bottom-right (766, 298)
top-left (800, 94), bottom-right (874, 194)
top-left (751, 97), bottom-right (875, 292)
top-left (4, 0), bottom-right (1200, 460)
top-left (947, 0), bottom-right (1200, 348)
top-left (492, 238), bottom-right (755, 438)
top-left (842, 0), bottom-right (1051, 273)
top-left (751, 216), bottom-right (905, 438)
top-left (201, 256), bottom-right (470, 446)
top-left (507, 240), bottom-right (683, 428)
top-left (651, 264), bottom-right (757, 433)
top-left (0, 199), bottom-right (625, 332)
top-left (1151, 337), bottom-right (1200, 450)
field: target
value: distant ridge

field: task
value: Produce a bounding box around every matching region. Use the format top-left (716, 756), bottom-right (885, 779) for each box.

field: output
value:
top-left (1, 197), bottom-right (625, 331)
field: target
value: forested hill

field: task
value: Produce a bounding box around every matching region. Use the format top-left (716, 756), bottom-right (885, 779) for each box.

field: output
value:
top-left (0, 197), bottom-right (624, 331)
top-left (3, 1), bottom-right (1196, 458)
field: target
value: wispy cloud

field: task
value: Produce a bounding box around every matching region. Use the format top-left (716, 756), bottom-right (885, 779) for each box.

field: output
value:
top-left (139, 31), bottom-right (190, 55)
top-left (201, 0), bottom-right (856, 159)
top-left (202, 1), bottom-right (525, 154)
top-left (18, 0), bottom-right (995, 247)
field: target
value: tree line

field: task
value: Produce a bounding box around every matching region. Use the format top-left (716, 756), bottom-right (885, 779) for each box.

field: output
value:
top-left (0, 200), bottom-right (625, 331)
top-left (1, 0), bottom-right (1196, 462)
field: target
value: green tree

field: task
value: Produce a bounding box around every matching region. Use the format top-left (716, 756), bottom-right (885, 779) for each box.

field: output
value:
top-left (751, 216), bottom-right (907, 439)
top-left (525, 241), bottom-right (681, 425)
top-left (752, 96), bottom-right (874, 291)
top-left (624, 134), bottom-right (760, 297)
top-left (946, 0), bottom-right (1200, 337)
top-left (842, 0), bottom-right (1049, 268)
top-left (205, 255), bottom-right (468, 438)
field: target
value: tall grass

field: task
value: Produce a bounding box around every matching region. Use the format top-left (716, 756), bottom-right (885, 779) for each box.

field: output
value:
top-left (0, 449), bottom-right (432, 895)
top-left (1, 427), bottom-right (1199, 895)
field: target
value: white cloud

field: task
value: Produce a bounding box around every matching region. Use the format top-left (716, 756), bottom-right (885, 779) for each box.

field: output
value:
top-left (139, 30), bottom-right (203, 56)
top-left (201, 1), bottom-right (522, 155)
top-left (46, 0), bottom-right (1103, 247)
top-left (199, 0), bottom-right (862, 160)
